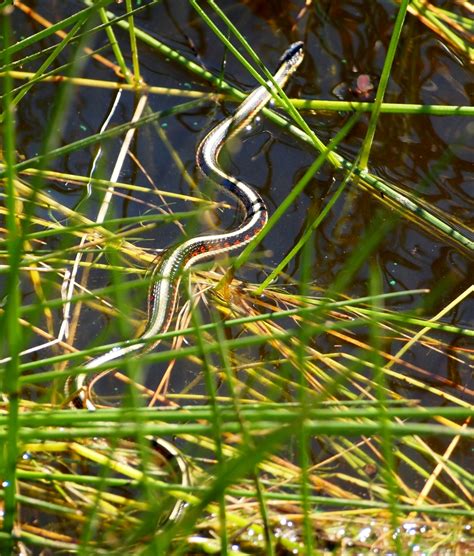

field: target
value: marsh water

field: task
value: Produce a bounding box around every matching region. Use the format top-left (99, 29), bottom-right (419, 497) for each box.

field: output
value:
top-left (5, 0), bottom-right (473, 546)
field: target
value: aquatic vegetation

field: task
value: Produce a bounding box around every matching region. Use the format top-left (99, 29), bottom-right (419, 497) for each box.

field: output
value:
top-left (0, 1), bottom-right (472, 554)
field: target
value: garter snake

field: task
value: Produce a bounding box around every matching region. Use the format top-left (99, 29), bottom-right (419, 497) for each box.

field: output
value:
top-left (65, 41), bottom-right (304, 522)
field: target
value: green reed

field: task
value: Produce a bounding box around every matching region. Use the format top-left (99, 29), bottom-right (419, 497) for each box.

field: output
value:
top-left (0, 1), bottom-right (473, 554)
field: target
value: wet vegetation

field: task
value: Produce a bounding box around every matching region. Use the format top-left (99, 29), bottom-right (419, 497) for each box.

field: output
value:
top-left (0, 1), bottom-right (473, 554)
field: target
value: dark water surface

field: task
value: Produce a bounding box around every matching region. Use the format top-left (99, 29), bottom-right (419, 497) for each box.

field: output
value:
top-left (5, 0), bottom-right (473, 543)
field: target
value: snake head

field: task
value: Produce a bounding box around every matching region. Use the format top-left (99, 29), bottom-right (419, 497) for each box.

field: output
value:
top-left (279, 41), bottom-right (304, 71)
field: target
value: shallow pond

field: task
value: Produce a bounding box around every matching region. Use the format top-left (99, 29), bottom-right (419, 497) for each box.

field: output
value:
top-left (3, 0), bottom-right (473, 552)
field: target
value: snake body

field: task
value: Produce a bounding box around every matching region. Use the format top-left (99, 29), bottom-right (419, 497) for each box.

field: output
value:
top-left (66, 41), bottom-right (304, 520)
